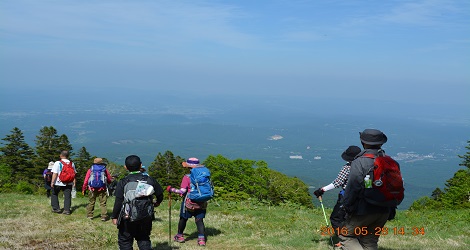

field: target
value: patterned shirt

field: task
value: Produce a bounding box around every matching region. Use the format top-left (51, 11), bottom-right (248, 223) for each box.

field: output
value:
top-left (332, 163), bottom-right (351, 190)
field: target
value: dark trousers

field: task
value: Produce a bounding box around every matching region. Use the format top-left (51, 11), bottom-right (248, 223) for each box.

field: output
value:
top-left (44, 182), bottom-right (52, 197)
top-left (51, 185), bottom-right (72, 211)
top-left (330, 192), bottom-right (346, 229)
top-left (178, 217), bottom-right (205, 236)
top-left (118, 217), bottom-right (153, 250)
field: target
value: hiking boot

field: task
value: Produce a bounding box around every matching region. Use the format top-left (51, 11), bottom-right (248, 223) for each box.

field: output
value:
top-left (334, 242), bottom-right (343, 249)
top-left (62, 210), bottom-right (71, 215)
top-left (101, 216), bottom-right (109, 221)
top-left (87, 216), bottom-right (93, 219)
top-left (52, 209), bottom-right (61, 213)
top-left (197, 238), bottom-right (206, 246)
top-left (173, 234), bottom-right (185, 243)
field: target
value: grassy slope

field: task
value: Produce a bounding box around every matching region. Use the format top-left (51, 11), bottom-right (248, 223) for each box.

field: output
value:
top-left (0, 194), bottom-right (468, 250)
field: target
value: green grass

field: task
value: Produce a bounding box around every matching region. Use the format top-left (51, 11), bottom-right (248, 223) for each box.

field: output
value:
top-left (0, 193), bottom-right (469, 249)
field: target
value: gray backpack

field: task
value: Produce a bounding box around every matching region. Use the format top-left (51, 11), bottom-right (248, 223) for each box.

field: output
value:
top-left (121, 178), bottom-right (155, 222)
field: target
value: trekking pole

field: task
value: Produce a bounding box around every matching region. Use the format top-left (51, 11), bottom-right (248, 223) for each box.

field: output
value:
top-left (319, 196), bottom-right (335, 249)
top-left (168, 192), bottom-right (172, 245)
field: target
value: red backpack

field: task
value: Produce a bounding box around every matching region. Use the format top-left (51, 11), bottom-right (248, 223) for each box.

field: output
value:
top-left (59, 160), bottom-right (76, 183)
top-left (362, 154), bottom-right (404, 207)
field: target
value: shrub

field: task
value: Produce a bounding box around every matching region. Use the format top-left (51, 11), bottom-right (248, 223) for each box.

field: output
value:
top-left (15, 181), bottom-right (35, 194)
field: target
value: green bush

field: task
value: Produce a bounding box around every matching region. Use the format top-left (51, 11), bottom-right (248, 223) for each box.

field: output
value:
top-left (0, 182), bottom-right (14, 193)
top-left (15, 181), bottom-right (35, 194)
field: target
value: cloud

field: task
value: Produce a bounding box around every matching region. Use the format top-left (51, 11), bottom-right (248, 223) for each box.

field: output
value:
top-left (380, 0), bottom-right (462, 26)
top-left (0, 0), bottom-right (260, 50)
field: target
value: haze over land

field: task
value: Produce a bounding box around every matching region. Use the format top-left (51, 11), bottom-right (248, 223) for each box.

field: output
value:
top-left (1, 0), bottom-right (469, 208)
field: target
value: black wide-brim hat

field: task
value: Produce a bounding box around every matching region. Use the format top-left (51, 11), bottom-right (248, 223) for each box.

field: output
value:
top-left (341, 145), bottom-right (362, 162)
top-left (359, 129), bottom-right (388, 145)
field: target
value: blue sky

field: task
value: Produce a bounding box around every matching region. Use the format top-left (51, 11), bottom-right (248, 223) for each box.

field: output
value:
top-left (1, 0), bottom-right (469, 108)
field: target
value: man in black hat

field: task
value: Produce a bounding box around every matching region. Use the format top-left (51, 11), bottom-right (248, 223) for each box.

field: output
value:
top-left (339, 129), bottom-right (392, 250)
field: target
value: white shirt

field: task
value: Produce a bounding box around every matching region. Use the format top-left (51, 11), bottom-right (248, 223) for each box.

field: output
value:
top-left (52, 159), bottom-right (77, 186)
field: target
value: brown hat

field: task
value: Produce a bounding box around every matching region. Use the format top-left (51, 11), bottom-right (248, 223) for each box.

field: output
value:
top-left (93, 158), bottom-right (106, 165)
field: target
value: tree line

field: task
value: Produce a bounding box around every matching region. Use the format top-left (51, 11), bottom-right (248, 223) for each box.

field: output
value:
top-left (0, 126), bottom-right (313, 207)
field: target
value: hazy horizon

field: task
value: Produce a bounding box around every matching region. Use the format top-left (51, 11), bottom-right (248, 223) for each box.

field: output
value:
top-left (1, 0), bottom-right (469, 115)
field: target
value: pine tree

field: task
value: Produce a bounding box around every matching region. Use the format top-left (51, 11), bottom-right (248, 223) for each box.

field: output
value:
top-left (72, 146), bottom-right (93, 191)
top-left (0, 127), bottom-right (35, 181)
top-left (34, 126), bottom-right (73, 170)
top-left (149, 150), bottom-right (186, 187)
top-left (458, 140), bottom-right (470, 169)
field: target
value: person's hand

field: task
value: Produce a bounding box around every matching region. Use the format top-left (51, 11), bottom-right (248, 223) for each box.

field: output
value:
top-left (82, 190), bottom-right (86, 196)
top-left (313, 188), bottom-right (324, 198)
top-left (166, 185), bottom-right (172, 192)
top-left (112, 218), bottom-right (118, 225)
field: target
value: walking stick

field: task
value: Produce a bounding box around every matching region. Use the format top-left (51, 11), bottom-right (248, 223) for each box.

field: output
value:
top-left (319, 196), bottom-right (335, 248)
top-left (168, 192), bottom-right (172, 244)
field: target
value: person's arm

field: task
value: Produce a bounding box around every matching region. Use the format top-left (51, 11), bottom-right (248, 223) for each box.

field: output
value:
top-left (72, 162), bottom-right (77, 187)
top-left (105, 169), bottom-right (113, 184)
top-left (51, 173), bottom-right (58, 188)
top-left (151, 178), bottom-right (164, 205)
top-left (167, 175), bottom-right (189, 195)
top-left (82, 169), bottom-right (91, 194)
top-left (111, 180), bottom-right (125, 225)
top-left (331, 164), bottom-right (350, 189)
top-left (314, 165), bottom-right (348, 197)
top-left (342, 160), bottom-right (365, 211)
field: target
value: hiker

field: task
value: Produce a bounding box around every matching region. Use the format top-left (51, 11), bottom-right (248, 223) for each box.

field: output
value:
top-left (111, 155), bottom-right (164, 250)
top-left (314, 145), bottom-right (361, 230)
top-left (50, 150), bottom-right (77, 215)
top-left (108, 174), bottom-right (119, 196)
top-left (43, 161), bottom-right (54, 198)
top-left (82, 157), bottom-right (113, 221)
top-left (339, 129), bottom-right (394, 250)
top-left (140, 165), bottom-right (149, 176)
top-left (167, 157), bottom-right (209, 246)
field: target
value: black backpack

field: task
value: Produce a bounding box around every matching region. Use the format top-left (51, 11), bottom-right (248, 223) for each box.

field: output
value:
top-left (45, 169), bottom-right (53, 184)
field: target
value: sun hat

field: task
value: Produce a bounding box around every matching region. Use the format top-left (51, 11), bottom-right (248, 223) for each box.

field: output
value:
top-left (48, 161), bottom-right (54, 169)
top-left (341, 146), bottom-right (362, 162)
top-left (93, 158), bottom-right (107, 165)
top-left (182, 157), bottom-right (200, 168)
top-left (359, 129), bottom-right (387, 145)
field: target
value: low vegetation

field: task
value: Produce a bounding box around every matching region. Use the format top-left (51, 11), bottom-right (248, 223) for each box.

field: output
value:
top-left (0, 193), bottom-right (469, 250)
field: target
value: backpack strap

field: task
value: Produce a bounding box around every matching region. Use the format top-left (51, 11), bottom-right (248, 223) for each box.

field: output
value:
top-left (363, 153), bottom-right (376, 159)
top-left (362, 154), bottom-right (378, 176)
